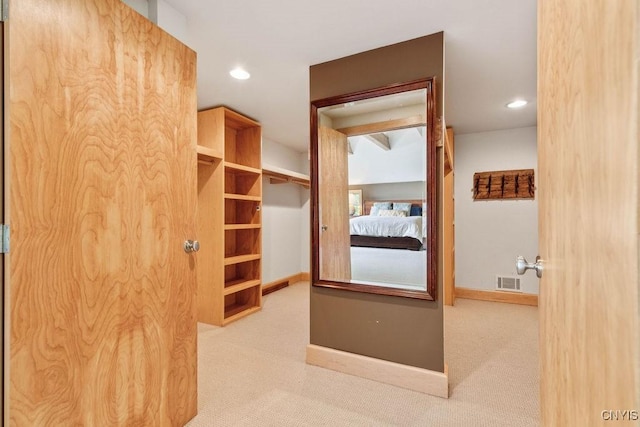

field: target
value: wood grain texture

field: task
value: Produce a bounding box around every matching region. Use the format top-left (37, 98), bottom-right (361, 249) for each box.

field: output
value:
top-left (472, 169), bottom-right (534, 200)
top-left (197, 109), bottom-right (225, 158)
top-left (443, 127), bottom-right (453, 175)
top-left (197, 160), bottom-right (224, 325)
top-left (318, 126), bottom-right (351, 282)
top-left (443, 128), bottom-right (455, 306)
top-left (454, 287), bottom-right (537, 306)
top-left (538, 0), bottom-right (638, 424)
top-left (8, 0), bottom-right (198, 424)
top-left (198, 107), bottom-right (262, 326)
top-left (336, 115), bottom-right (425, 136)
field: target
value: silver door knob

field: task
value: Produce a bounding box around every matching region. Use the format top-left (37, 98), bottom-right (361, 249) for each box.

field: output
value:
top-left (516, 255), bottom-right (543, 278)
top-left (184, 240), bottom-right (200, 253)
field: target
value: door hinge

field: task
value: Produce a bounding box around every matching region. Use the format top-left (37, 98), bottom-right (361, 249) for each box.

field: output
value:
top-left (0, 0), bottom-right (7, 21)
top-left (1, 224), bottom-right (9, 253)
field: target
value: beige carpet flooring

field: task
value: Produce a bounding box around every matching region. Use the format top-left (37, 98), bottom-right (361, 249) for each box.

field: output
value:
top-left (187, 283), bottom-right (539, 426)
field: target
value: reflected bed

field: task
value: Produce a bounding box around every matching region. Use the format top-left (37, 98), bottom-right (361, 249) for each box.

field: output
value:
top-left (349, 199), bottom-right (425, 251)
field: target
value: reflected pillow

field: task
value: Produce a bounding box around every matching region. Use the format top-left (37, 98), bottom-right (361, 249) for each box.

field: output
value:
top-left (393, 202), bottom-right (412, 217)
top-left (378, 209), bottom-right (407, 217)
top-left (410, 205), bottom-right (422, 216)
top-left (370, 202), bottom-right (391, 216)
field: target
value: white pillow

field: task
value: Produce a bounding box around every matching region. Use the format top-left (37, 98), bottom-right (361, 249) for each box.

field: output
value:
top-left (370, 202), bottom-right (391, 216)
top-left (378, 209), bottom-right (407, 217)
top-left (393, 202), bottom-right (412, 217)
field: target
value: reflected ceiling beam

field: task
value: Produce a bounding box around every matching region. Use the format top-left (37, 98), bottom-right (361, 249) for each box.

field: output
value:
top-left (336, 115), bottom-right (425, 136)
top-left (363, 133), bottom-right (390, 151)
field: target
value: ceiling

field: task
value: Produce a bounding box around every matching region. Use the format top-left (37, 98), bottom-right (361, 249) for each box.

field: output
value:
top-left (168, 0), bottom-right (537, 153)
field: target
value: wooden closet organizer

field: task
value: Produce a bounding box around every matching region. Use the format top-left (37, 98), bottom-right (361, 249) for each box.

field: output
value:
top-left (197, 107), bottom-right (262, 326)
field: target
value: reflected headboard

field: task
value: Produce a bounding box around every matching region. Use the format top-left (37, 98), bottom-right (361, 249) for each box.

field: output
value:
top-left (363, 199), bottom-right (424, 216)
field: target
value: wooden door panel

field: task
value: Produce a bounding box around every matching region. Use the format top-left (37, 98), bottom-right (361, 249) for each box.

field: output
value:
top-left (8, 0), bottom-right (197, 425)
top-left (538, 0), bottom-right (638, 424)
top-left (319, 126), bottom-right (351, 282)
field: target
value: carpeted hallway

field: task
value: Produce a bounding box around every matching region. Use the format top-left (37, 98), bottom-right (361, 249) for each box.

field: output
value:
top-left (187, 282), bottom-right (539, 426)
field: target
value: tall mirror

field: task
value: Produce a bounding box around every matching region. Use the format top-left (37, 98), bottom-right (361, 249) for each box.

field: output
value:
top-left (311, 79), bottom-right (437, 300)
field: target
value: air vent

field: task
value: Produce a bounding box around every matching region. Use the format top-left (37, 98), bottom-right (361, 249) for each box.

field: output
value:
top-left (496, 275), bottom-right (521, 292)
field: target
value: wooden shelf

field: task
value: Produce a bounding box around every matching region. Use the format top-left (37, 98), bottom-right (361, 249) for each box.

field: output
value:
top-left (224, 224), bottom-right (261, 230)
top-left (223, 108), bottom-right (260, 130)
top-left (225, 161), bottom-right (261, 175)
top-left (262, 164), bottom-right (310, 188)
top-left (224, 253), bottom-right (261, 266)
top-left (224, 193), bottom-right (261, 201)
top-left (197, 145), bottom-right (223, 163)
top-left (223, 279), bottom-right (261, 296)
top-left (197, 106), bottom-right (262, 327)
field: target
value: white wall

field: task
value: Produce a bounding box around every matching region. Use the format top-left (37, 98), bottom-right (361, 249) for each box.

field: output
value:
top-left (122, 0), bottom-right (148, 17)
top-left (299, 151), bottom-right (311, 274)
top-left (262, 139), bottom-right (310, 283)
top-left (454, 126), bottom-right (539, 294)
top-left (348, 128), bottom-right (425, 185)
top-left (149, 0), bottom-right (188, 45)
top-left (352, 181), bottom-right (425, 202)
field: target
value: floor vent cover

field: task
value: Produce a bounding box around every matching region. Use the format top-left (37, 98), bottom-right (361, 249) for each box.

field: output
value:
top-left (496, 275), bottom-right (521, 292)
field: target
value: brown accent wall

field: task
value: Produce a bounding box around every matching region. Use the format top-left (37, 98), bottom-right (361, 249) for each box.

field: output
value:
top-left (309, 32), bottom-right (445, 372)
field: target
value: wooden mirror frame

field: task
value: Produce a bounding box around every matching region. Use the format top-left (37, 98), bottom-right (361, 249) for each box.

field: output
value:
top-left (310, 78), bottom-right (438, 300)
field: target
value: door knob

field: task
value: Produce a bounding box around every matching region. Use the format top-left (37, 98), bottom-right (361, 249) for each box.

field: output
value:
top-left (184, 240), bottom-right (200, 253)
top-left (321, 225), bottom-right (328, 231)
top-left (516, 255), bottom-right (543, 278)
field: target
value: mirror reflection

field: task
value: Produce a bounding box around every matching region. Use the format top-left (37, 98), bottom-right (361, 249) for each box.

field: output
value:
top-left (317, 89), bottom-right (428, 292)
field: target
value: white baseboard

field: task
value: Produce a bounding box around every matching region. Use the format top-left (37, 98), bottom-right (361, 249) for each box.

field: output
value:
top-left (306, 344), bottom-right (449, 398)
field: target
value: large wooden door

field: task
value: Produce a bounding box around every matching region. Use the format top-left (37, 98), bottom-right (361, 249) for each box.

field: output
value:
top-left (538, 0), bottom-right (638, 424)
top-left (318, 126), bottom-right (351, 282)
top-left (6, 0), bottom-right (198, 425)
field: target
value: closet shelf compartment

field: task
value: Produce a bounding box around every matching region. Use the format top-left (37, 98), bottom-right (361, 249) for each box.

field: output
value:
top-left (224, 193), bottom-right (261, 201)
top-left (223, 284), bottom-right (261, 323)
top-left (223, 279), bottom-right (261, 296)
top-left (225, 161), bottom-right (262, 175)
top-left (224, 253), bottom-right (261, 266)
top-left (197, 106), bottom-right (262, 327)
top-left (223, 304), bottom-right (260, 325)
top-left (224, 224), bottom-right (261, 230)
top-left (197, 145), bottom-right (223, 162)
top-left (262, 163), bottom-right (310, 188)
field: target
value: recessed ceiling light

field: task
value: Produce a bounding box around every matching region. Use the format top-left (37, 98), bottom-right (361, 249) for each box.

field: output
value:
top-left (230, 67), bottom-right (250, 80)
top-left (506, 99), bottom-right (527, 109)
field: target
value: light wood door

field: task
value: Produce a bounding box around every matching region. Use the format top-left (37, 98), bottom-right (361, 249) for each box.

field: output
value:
top-left (319, 126), bottom-right (351, 282)
top-left (443, 128), bottom-right (455, 306)
top-left (538, 0), bottom-right (638, 424)
top-left (6, 0), bottom-right (198, 425)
